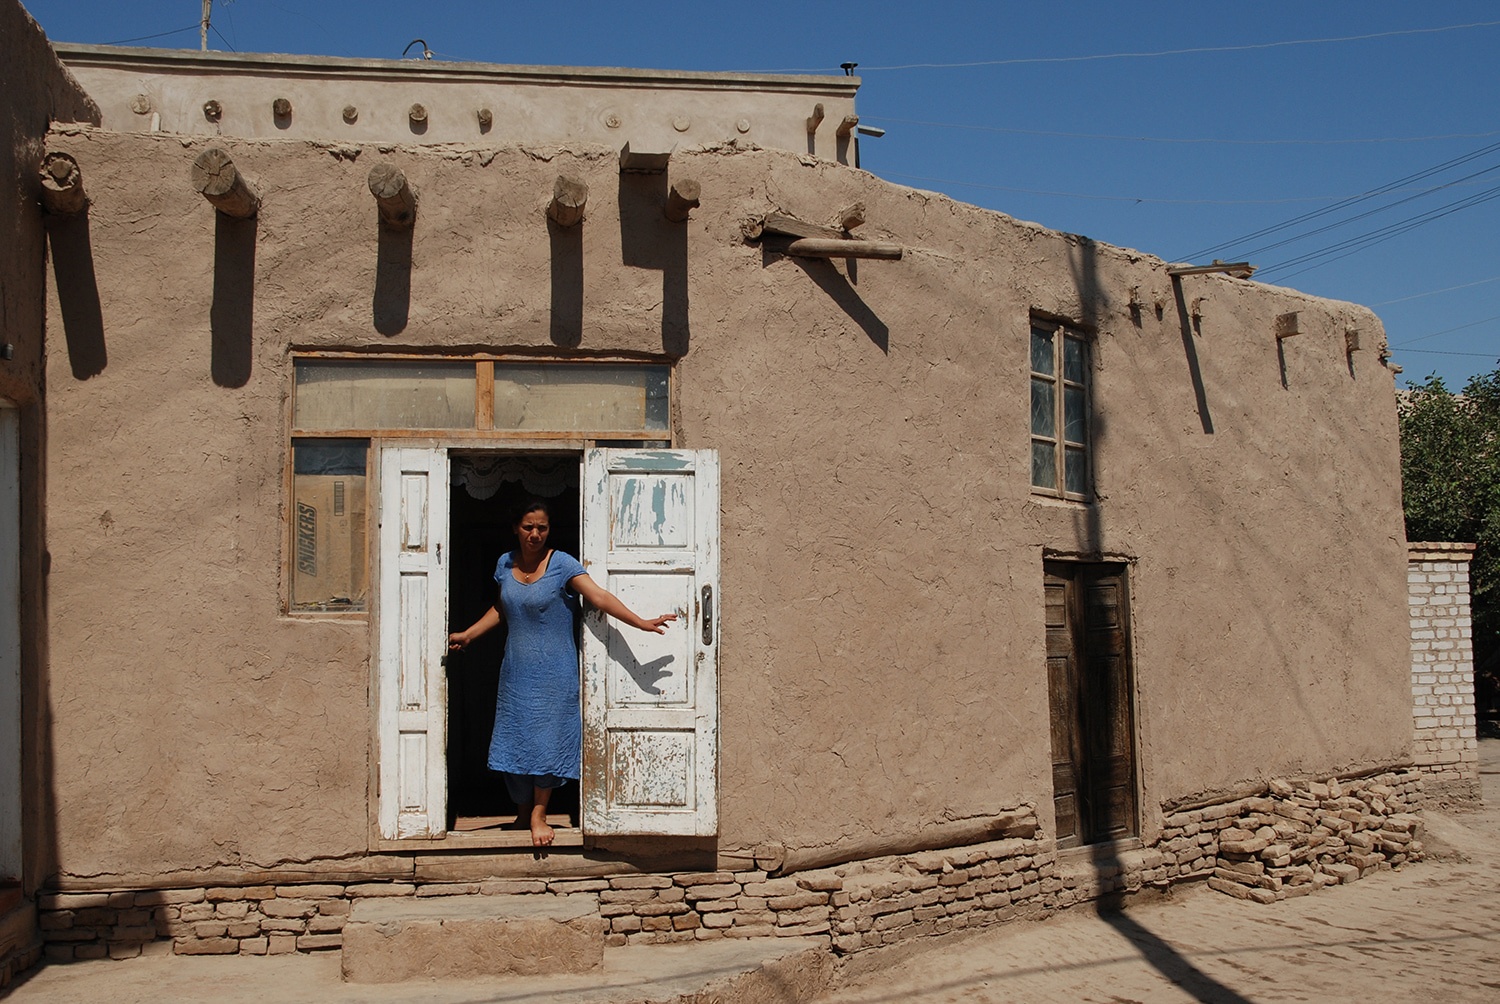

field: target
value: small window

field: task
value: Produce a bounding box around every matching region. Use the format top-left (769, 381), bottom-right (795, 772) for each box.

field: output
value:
top-left (290, 438), bottom-right (369, 612)
top-left (1030, 320), bottom-right (1090, 500)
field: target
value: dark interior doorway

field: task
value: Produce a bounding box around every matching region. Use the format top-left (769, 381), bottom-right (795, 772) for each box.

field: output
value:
top-left (1045, 561), bottom-right (1139, 848)
top-left (446, 452), bottom-right (581, 831)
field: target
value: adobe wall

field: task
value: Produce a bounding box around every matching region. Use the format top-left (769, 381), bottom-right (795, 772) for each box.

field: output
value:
top-left (38, 124), bottom-right (1412, 884)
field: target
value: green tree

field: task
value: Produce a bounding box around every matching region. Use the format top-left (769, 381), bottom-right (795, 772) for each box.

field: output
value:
top-left (1398, 369), bottom-right (1500, 713)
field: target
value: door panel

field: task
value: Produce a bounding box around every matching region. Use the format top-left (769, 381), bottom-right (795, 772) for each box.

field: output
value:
top-left (582, 449), bottom-right (718, 836)
top-left (376, 446), bottom-right (449, 839)
top-left (1044, 562), bottom-right (1138, 847)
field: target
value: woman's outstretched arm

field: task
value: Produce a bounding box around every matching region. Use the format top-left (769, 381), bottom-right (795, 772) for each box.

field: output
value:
top-left (448, 601), bottom-right (504, 650)
top-left (568, 574), bottom-right (678, 634)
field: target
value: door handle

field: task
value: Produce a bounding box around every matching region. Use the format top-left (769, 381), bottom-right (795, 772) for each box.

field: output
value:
top-left (701, 585), bottom-right (714, 646)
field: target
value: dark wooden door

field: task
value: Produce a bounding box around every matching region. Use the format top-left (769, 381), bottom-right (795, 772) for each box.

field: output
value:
top-left (1045, 562), bottom-right (1138, 848)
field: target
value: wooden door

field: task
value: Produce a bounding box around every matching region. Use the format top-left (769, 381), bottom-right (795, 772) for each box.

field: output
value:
top-left (1045, 562), bottom-right (1138, 848)
top-left (375, 445), bottom-right (450, 839)
top-left (581, 448), bottom-right (719, 836)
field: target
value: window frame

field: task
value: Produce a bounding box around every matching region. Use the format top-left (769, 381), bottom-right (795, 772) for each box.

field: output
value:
top-left (283, 352), bottom-right (675, 617)
top-left (1029, 319), bottom-right (1092, 502)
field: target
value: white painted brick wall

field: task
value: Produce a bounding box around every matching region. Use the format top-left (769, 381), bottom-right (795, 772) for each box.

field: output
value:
top-left (1408, 543), bottom-right (1478, 782)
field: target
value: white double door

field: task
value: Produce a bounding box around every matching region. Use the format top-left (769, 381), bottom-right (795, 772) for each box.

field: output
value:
top-left (374, 446), bottom-right (719, 840)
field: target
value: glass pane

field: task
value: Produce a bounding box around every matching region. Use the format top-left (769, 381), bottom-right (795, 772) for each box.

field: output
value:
top-left (291, 439), bottom-right (368, 611)
top-left (1065, 447), bottom-right (1087, 495)
top-left (1063, 336), bottom-right (1086, 383)
top-left (1030, 326), bottom-right (1055, 375)
top-left (1031, 440), bottom-right (1056, 489)
top-left (1064, 386), bottom-right (1086, 444)
top-left (1031, 378), bottom-right (1056, 437)
top-left (294, 360), bottom-right (475, 430)
top-left (493, 364), bottom-right (669, 433)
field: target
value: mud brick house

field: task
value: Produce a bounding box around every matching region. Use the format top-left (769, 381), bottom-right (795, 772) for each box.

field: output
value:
top-left (1, 0), bottom-right (1428, 983)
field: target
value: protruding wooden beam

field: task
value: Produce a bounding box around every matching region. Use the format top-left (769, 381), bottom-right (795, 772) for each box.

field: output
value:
top-left (836, 114), bottom-right (859, 139)
top-left (835, 202), bottom-right (865, 231)
top-left (782, 237), bottom-right (902, 261)
top-left (1275, 311), bottom-right (1300, 339)
top-left (806, 103), bottom-right (825, 134)
top-left (619, 143), bottom-right (671, 174)
top-left (753, 213), bottom-right (843, 241)
top-left (547, 174), bottom-right (589, 227)
top-left (664, 179), bottom-right (701, 223)
top-left (191, 147), bottom-right (260, 218)
top-left (367, 163), bottom-right (416, 229)
top-left (39, 153), bottom-right (87, 215)
top-left (1167, 260), bottom-right (1255, 278)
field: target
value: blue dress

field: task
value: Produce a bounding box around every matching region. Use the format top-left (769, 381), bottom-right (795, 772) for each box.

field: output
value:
top-left (487, 550), bottom-right (586, 779)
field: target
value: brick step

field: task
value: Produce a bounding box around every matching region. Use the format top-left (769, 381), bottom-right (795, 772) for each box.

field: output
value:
top-left (340, 893), bottom-right (603, 983)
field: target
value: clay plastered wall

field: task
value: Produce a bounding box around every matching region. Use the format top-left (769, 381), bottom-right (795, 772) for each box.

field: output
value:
top-left (41, 126), bottom-right (1410, 879)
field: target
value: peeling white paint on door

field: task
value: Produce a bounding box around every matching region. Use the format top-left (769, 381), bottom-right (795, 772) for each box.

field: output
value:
top-left (582, 449), bottom-right (719, 836)
top-left (0, 401), bottom-right (20, 879)
top-left (376, 445), bottom-right (449, 839)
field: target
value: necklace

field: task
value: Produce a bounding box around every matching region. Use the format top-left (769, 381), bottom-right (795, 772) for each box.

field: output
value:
top-left (516, 550), bottom-right (550, 583)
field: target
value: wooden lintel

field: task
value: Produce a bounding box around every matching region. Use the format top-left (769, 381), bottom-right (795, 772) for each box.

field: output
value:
top-left (546, 174), bottom-right (589, 227)
top-left (806, 102), bottom-right (825, 134)
top-left (757, 213), bottom-right (845, 241)
top-left (367, 163), bottom-right (416, 228)
top-left (191, 147), bottom-right (260, 218)
top-left (664, 179), bottom-right (701, 223)
top-left (619, 143), bottom-right (671, 174)
top-left (782, 237), bottom-right (902, 261)
top-left (1167, 260), bottom-right (1255, 278)
top-left (39, 152), bottom-right (86, 215)
top-left (836, 114), bottom-right (859, 139)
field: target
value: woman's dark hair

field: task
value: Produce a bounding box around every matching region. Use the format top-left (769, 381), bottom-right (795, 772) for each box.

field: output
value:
top-left (512, 497), bottom-right (553, 525)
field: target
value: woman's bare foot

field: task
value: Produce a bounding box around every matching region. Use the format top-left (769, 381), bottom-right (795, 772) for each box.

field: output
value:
top-left (529, 804), bottom-right (555, 847)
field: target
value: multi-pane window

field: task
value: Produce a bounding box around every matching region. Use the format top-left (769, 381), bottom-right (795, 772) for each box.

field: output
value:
top-left (1030, 321), bottom-right (1090, 499)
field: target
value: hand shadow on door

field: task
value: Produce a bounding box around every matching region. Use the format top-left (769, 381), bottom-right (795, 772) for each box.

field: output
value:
top-left (585, 617), bottom-right (676, 696)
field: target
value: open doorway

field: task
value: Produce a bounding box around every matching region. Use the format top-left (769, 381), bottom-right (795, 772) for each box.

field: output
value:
top-left (445, 452), bottom-right (582, 834)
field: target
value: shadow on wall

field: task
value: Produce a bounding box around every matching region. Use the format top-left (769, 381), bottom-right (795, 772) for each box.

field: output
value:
top-left (210, 212), bottom-right (256, 388)
top-left (44, 213), bottom-right (106, 379)
top-left (373, 222), bottom-right (413, 336)
top-left (549, 218), bottom-right (583, 349)
top-left (791, 256), bottom-right (888, 354)
top-left (617, 173), bottom-right (688, 356)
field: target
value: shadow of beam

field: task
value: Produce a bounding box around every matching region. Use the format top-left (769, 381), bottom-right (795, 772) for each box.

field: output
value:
top-left (1099, 903), bottom-right (1258, 1004)
top-left (549, 218), bottom-right (583, 348)
top-left (44, 213), bottom-right (106, 379)
top-left (787, 255), bottom-right (888, 353)
top-left (1171, 276), bottom-right (1214, 434)
top-left (210, 212), bottom-right (256, 387)
top-left (373, 223), bottom-right (413, 336)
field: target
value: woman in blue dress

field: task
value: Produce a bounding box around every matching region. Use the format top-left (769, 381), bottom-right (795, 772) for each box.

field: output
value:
top-left (447, 499), bottom-right (676, 846)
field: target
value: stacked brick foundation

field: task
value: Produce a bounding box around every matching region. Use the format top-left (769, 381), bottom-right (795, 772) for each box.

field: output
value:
top-left (37, 771), bottom-right (1428, 961)
top-left (1408, 542), bottom-right (1480, 800)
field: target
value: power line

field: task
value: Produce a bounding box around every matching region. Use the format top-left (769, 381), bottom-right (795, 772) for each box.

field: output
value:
top-left (865, 117), bottom-right (1500, 147)
top-left (765, 19), bottom-right (1500, 73)
top-left (210, 24), bottom-right (236, 52)
top-left (1180, 138), bottom-right (1500, 260)
top-left (1395, 349), bottom-right (1499, 358)
top-left (1374, 275), bottom-right (1500, 307)
top-left (102, 24), bottom-right (199, 45)
top-left (1391, 315), bottom-right (1500, 347)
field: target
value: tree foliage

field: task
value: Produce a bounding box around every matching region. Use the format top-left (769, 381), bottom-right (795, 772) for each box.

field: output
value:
top-left (1397, 369), bottom-right (1500, 701)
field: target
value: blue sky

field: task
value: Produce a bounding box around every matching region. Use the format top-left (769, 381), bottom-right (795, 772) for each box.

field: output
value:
top-left (23, 0), bottom-right (1500, 390)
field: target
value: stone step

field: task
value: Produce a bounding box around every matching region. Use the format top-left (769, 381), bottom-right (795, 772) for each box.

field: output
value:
top-left (340, 893), bottom-right (603, 984)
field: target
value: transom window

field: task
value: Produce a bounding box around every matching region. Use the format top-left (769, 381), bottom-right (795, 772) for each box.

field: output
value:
top-left (287, 356), bottom-right (671, 613)
top-left (1030, 321), bottom-right (1090, 500)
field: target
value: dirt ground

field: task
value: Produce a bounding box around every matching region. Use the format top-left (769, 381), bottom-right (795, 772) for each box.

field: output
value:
top-left (8, 742), bottom-right (1500, 1003)
top-left (816, 738), bottom-right (1500, 1004)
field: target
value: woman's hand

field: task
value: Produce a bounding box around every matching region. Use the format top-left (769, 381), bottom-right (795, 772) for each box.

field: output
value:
top-left (447, 632), bottom-right (470, 651)
top-left (641, 613), bottom-right (678, 635)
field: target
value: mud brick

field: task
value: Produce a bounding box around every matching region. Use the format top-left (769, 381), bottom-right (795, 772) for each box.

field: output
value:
top-left (73, 944), bottom-right (108, 961)
top-left (308, 914), bottom-right (344, 933)
top-left (768, 891), bottom-right (826, 911)
top-left (266, 935), bottom-right (298, 955)
top-left (874, 910), bottom-right (913, 931)
top-left (226, 922), bottom-right (261, 938)
top-left (604, 933), bottom-right (628, 948)
top-left (733, 871), bottom-right (768, 884)
top-left (695, 898), bottom-right (738, 913)
top-left (641, 915), bottom-right (674, 932)
top-left (39, 892), bottom-right (109, 911)
top-left (1323, 863), bottom-right (1360, 884)
top-left (345, 883), bottom-right (415, 897)
top-left (640, 930), bottom-right (696, 944)
top-left (634, 901), bottom-right (689, 917)
top-left (260, 918), bottom-right (307, 933)
top-left (479, 879), bottom-right (546, 895)
top-left (796, 872), bottom-right (843, 892)
top-left (672, 913), bottom-right (701, 931)
top-left (194, 920), bottom-right (230, 938)
top-left (702, 912), bottom-right (735, 928)
top-left (175, 937), bottom-right (237, 955)
top-left (179, 903), bottom-right (216, 922)
top-left (777, 920), bottom-right (830, 936)
top-left (296, 934), bottom-right (342, 951)
top-left (262, 899), bottom-right (317, 918)
top-left (239, 937), bottom-right (268, 955)
top-left (775, 905), bottom-right (829, 926)
top-left (274, 885), bottom-right (343, 899)
top-left (1282, 883), bottom-right (1314, 899)
top-left (111, 924), bottom-right (157, 941)
top-left (684, 883), bottom-right (741, 901)
top-left (610, 915), bottom-right (643, 933)
top-left (417, 883), bottom-right (479, 897)
top-left (673, 872), bottom-right (734, 887)
top-left (610, 875), bottom-right (673, 890)
top-left (694, 928), bottom-right (726, 941)
top-left (318, 900), bottom-right (351, 917)
top-left (600, 888), bottom-right (657, 904)
top-left (735, 910), bottom-right (776, 927)
top-left (38, 912), bottom-right (73, 931)
top-left (108, 943), bottom-right (143, 961)
top-left (42, 945), bottom-right (74, 964)
top-left (599, 902), bottom-right (638, 918)
top-left (547, 879), bottom-right (609, 895)
top-left (742, 878), bottom-right (800, 897)
top-left (136, 889), bottom-right (206, 907)
top-left (654, 887), bottom-right (686, 903)
top-left (72, 908), bottom-right (118, 926)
